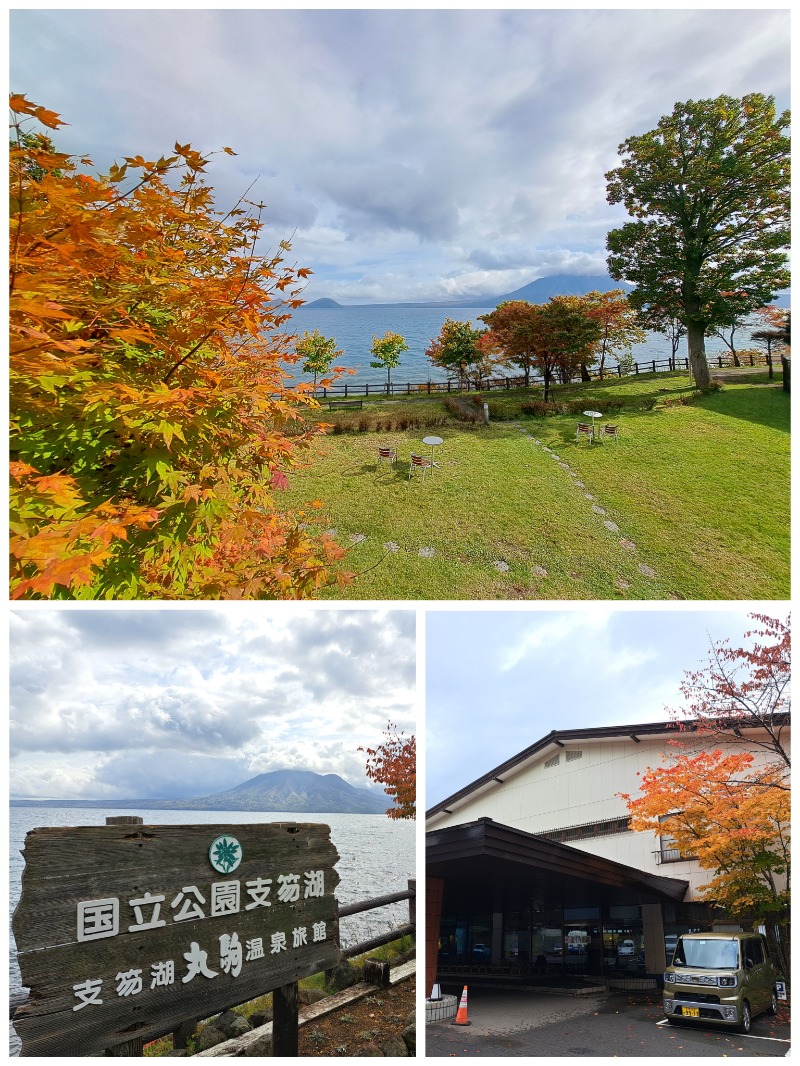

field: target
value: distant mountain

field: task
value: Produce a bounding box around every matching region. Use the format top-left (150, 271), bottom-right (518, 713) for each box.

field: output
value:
top-left (168, 770), bottom-right (387, 814)
top-left (302, 274), bottom-right (634, 309)
top-left (494, 274), bottom-right (633, 304)
top-left (11, 770), bottom-right (388, 815)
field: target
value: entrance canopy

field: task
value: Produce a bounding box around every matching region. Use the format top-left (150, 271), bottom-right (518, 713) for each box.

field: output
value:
top-left (427, 817), bottom-right (688, 909)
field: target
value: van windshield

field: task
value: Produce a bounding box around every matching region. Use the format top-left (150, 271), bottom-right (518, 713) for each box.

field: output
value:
top-left (673, 938), bottom-right (739, 970)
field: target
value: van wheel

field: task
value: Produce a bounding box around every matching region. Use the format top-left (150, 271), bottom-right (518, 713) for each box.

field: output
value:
top-left (768, 990), bottom-right (778, 1016)
top-left (739, 1001), bottom-right (752, 1034)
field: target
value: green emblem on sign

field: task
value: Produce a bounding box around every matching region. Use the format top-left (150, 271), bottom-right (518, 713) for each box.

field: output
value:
top-left (209, 835), bottom-right (242, 874)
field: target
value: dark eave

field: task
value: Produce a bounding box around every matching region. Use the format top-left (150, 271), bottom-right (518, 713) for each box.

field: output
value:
top-left (427, 817), bottom-right (689, 904)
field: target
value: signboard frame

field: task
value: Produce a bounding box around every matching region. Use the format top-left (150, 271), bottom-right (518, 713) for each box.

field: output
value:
top-left (12, 821), bottom-right (341, 1056)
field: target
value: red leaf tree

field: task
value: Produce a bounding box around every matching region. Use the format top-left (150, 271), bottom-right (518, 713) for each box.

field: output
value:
top-left (360, 722), bottom-right (416, 820)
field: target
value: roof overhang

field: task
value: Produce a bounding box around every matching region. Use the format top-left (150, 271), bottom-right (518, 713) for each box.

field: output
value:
top-left (426, 715), bottom-right (790, 825)
top-left (427, 817), bottom-right (689, 906)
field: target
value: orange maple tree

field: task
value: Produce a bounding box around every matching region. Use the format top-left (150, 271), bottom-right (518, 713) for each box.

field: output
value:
top-left (10, 94), bottom-right (346, 599)
top-left (621, 750), bottom-right (790, 973)
top-left (360, 722), bottom-right (416, 820)
top-left (621, 614), bottom-right (791, 972)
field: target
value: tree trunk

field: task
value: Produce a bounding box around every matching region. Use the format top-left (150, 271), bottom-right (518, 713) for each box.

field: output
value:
top-left (686, 321), bottom-right (711, 388)
top-left (543, 368), bottom-right (552, 403)
top-left (580, 363), bottom-right (591, 382)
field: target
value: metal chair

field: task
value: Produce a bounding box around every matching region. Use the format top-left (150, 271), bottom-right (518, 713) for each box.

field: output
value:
top-left (408, 453), bottom-right (433, 480)
top-left (576, 421), bottom-right (593, 444)
top-left (377, 445), bottom-right (398, 470)
top-left (600, 423), bottom-right (619, 444)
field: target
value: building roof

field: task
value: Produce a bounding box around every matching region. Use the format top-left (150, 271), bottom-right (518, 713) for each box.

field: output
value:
top-left (425, 715), bottom-right (789, 823)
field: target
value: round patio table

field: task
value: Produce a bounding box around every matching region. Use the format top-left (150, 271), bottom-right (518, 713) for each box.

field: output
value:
top-left (583, 410), bottom-right (602, 441)
top-left (422, 435), bottom-right (444, 466)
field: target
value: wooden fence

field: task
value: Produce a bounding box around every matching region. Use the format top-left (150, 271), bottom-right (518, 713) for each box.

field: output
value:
top-left (10, 879), bottom-right (415, 1056)
top-left (309, 352), bottom-right (772, 398)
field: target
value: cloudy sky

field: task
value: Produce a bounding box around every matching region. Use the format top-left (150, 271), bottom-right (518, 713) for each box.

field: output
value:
top-left (10, 8), bottom-right (790, 303)
top-left (10, 608), bottom-right (416, 801)
top-left (425, 608), bottom-right (786, 806)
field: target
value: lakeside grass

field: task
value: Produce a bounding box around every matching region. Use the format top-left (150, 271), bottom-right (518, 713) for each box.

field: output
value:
top-left (282, 371), bottom-right (789, 600)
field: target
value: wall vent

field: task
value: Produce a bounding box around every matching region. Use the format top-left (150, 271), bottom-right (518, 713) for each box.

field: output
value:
top-left (566, 750), bottom-right (583, 762)
top-left (544, 754), bottom-right (560, 768)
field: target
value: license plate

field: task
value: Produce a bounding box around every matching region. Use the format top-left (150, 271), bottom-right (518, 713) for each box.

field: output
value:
top-left (681, 1007), bottom-right (700, 1018)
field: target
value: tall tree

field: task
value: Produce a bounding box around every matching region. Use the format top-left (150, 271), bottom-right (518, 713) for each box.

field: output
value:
top-left (295, 329), bottom-right (344, 387)
top-left (425, 318), bottom-right (485, 389)
top-left (359, 722), bottom-right (416, 820)
top-left (369, 331), bottom-right (408, 393)
top-left (10, 94), bottom-right (344, 599)
top-left (606, 93), bottom-right (790, 389)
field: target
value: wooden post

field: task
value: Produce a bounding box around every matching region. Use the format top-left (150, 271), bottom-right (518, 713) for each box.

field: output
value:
top-left (407, 878), bottom-right (416, 929)
top-left (172, 1020), bottom-right (195, 1050)
top-left (105, 1036), bottom-right (144, 1056)
top-left (363, 959), bottom-right (391, 988)
top-left (273, 981), bottom-right (299, 1057)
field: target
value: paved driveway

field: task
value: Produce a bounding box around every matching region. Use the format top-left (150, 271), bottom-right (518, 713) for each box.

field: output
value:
top-left (425, 988), bottom-right (790, 1057)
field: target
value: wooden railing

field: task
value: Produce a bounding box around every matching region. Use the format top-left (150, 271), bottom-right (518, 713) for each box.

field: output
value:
top-left (306, 352), bottom-right (772, 398)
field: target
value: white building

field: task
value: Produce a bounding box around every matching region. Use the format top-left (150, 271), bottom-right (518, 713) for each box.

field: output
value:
top-left (425, 717), bottom-right (788, 993)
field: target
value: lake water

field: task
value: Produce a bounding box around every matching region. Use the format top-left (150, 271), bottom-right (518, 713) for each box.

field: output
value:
top-left (9, 807), bottom-right (415, 1055)
top-left (289, 303), bottom-right (757, 386)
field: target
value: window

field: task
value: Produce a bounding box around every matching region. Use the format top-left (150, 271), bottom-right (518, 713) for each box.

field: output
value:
top-left (745, 938), bottom-right (764, 966)
top-left (658, 814), bottom-right (683, 862)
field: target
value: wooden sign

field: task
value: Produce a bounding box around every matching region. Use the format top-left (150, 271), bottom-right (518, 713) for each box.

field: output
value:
top-left (12, 821), bottom-right (341, 1056)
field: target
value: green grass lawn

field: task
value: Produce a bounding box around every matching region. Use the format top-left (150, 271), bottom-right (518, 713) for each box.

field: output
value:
top-left (282, 371), bottom-right (789, 600)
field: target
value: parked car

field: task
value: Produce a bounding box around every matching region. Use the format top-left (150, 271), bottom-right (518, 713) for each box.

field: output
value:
top-left (664, 934), bottom-right (678, 962)
top-left (617, 939), bottom-right (636, 957)
top-left (471, 943), bottom-right (491, 958)
top-left (663, 932), bottom-right (780, 1034)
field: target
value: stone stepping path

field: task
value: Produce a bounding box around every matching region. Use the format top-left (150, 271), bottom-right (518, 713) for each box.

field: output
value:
top-left (517, 425), bottom-right (665, 595)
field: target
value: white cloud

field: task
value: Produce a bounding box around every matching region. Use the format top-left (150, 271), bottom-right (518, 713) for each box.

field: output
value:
top-left (9, 9), bottom-right (789, 303)
top-left (10, 609), bottom-right (416, 799)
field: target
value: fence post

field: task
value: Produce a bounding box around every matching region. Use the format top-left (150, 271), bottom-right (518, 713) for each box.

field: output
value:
top-left (273, 982), bottom-right (299, 1057)
top-left (427, 382), bottom-right (431, 394)
top-left (172, 1021), bottom-right (195, 1051)
top-left (634, 363), bottom-right (639, 374)
top-left (718, 356), bottom-right (723, 368)
top-left (408, 879), bottom-right (416, 929)
top-left (365, 383), bottom-right (369, 396)
top-left (344, 383), bottom-right (349, 397)
top-left (617, 364), bottom-right (622, 377)
top-left (652, 359), bottom-right (656, 373)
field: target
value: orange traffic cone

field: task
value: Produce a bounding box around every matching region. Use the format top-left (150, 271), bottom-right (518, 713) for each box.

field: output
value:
top-left (451, 984), bottom-right (471, 1025)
